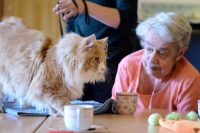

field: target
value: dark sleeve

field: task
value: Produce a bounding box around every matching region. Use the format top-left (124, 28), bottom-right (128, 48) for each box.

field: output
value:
top-left (66, 17), bottom-right (76, 32)
top-left (116, 0), bottom-right (138, 31)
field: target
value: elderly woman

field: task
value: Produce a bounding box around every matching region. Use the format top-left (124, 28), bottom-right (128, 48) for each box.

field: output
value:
top-left (112, 12), bottom-right (200, 111)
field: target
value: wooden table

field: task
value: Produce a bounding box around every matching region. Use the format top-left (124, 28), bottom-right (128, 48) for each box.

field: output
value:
top-left (0, 113), bottom-right (47, 133)
top-left (0, 109), bottom-right (192, 133)
top-left (36, 109), bottom-right (176, 133)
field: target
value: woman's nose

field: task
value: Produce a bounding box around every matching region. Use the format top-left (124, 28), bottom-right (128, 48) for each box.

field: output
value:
top-left (149, 51), bottom-right (159, 63)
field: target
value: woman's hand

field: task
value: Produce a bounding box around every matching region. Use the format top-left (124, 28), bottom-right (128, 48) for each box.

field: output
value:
top-left (52, 0), bottom-right (84, 21)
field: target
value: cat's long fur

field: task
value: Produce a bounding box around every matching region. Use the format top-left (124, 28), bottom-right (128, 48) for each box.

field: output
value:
top-left (0, 17), bottom-right (108, 115)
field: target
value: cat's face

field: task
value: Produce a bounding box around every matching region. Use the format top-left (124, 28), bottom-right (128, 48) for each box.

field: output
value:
top-left (79, 35), bottom-right (108, 83)
top-left (56, 33), bottom-right (108, 84)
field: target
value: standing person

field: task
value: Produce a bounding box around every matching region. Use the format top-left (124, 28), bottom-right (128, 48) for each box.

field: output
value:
top-left (53, 0), bottom-right (139, 103)
top-left (112, 12), bottom-right (200, 111)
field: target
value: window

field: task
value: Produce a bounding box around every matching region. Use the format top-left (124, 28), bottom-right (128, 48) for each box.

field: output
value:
top-left (138, 0), bottom-right (200, 24)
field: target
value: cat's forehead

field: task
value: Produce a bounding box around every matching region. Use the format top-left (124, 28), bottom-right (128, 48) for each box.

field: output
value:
top-left (91, 40), bottom-right (107, 50)
top-left (94, 39), bottom-right (108, 47)
top-left (85, 47), bottom-right (106, 61)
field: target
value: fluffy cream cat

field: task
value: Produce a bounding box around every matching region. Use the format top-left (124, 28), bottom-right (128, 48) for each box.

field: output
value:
top-left (0, 17), bottom-right (108, 115)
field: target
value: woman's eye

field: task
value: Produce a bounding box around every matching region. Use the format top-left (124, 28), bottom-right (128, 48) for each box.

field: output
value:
top-left (159, 51), bottom-right (168, 58)
top-left (160, 52), bottom-right (167, 55)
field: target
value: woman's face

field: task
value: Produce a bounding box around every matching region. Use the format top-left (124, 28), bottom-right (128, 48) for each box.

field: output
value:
top-left (141, 29), bottom-right (182, 79)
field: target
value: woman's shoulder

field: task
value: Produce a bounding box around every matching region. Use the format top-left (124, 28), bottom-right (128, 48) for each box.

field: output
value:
top-left (121, 50), bottom-right (143, 63)
top-left (174, 57), bottom-right (200, 80)
top-left (118, 50), bottom-right (143, 70)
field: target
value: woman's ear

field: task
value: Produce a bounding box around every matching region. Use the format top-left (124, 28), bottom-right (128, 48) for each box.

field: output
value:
top-left (176, 47), bottom-right (187, 62)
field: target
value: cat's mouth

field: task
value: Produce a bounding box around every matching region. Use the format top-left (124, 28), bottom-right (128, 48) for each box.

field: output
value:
top-left (84, 72), bottom-right (106, 83)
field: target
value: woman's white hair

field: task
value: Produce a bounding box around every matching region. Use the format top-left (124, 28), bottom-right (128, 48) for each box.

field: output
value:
top-left (136, 12), bottom-right (192, 49)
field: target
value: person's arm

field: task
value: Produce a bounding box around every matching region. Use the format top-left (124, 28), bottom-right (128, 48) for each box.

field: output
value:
top-left (53, 0), bottom-right (138, 30)
top-left (177, 75), bottom-right (200, 111)
top-left (84, 1), bottom-right (120, 29)
top-left (84, 0), bottom-right (138, 30)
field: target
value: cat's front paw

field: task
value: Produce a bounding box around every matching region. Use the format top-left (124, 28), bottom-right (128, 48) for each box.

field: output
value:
top-left (0, 105), bottom-right (3, 113)
top-left (49, 106), bottom-right (63, 116)
top-left (50, 96), bottom-right (69, 116)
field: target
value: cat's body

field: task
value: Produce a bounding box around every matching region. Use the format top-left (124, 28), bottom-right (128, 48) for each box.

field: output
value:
top-left (0, 17), bottom-right (107, 115)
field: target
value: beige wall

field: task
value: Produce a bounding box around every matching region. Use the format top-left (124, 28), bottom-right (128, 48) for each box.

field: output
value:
top-left (0, 0), bottom-right (3, 19)
top-left (2, 0), bottom-right (63, 42)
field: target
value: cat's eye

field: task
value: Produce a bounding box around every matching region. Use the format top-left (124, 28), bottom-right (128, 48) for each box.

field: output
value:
top-left (95, 57), bottom-right (100, 63)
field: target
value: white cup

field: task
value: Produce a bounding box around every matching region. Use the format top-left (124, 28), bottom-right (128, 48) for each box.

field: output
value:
top-left (198, 100), bottom-right (200, 117)
top-left (198, 100), bottom-right (200, 108)
top-left (64, 105), bottom-right (94, 131)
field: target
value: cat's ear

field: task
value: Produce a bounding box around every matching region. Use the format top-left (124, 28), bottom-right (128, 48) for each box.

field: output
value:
top-left (101, 37), bottom-right (108, 42)
top-left (84, 34), bottom-right (96, 47)
top-left (100, 37), bottom-right (108, 49)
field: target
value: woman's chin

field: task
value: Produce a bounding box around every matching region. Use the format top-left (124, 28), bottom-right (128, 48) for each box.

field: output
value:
top-left (147, 71), bottom-right (162, 79)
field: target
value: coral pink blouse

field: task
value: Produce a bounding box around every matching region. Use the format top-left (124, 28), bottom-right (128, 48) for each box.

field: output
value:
top-left (112, 50), bottom-right (200, 111)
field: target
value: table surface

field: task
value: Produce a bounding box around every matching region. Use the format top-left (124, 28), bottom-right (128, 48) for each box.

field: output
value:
top-left (36, 109), bottom-right (176, 133)
top-left (0, 113), bottom-right (47, 133)
top-left (1, 108), bottom-right (197, 133)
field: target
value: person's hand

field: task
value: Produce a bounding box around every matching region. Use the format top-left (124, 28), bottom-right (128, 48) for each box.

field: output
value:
top-left (52, 0), bottom-right (78, 21)
top-left (52, 0), bottom-right (85, 22)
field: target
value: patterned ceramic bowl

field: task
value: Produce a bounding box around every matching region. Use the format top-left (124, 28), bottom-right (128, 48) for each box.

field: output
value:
top-left (116, 92), bottom-right (137, 114)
